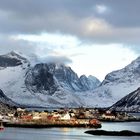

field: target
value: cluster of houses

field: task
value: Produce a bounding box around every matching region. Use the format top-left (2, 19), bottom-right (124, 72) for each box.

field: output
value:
top-left (0, 107), bottom-right (137, 124)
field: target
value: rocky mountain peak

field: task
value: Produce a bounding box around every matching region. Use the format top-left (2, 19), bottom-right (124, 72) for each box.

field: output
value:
top-left (101, 56), bottom-right (140, 85)
top-left (3, 51), bottom-right (27, 60)
top-left (0, 51), bottom-right (28, 67)
top-left (80, 75), bottom-right (101, 90)
top-left (88, 75), bottom-right (101, 85)
top-left (25, 63), bottom-right (58, 95)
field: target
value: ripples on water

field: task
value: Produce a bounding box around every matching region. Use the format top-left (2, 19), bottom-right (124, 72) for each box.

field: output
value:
top-left (0, 122), bottom-right (140, 140)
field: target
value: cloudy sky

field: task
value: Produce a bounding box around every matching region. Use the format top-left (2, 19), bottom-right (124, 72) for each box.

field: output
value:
top-left (0, 0), bottom-right (140, 80)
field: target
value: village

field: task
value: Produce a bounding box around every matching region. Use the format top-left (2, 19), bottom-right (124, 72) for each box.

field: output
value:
top-left (0, 107), bottom-right (139, 129)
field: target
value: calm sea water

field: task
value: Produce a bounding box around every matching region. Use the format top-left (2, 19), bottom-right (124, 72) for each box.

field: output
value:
top-left (0, 122), bottom-right (140, 140)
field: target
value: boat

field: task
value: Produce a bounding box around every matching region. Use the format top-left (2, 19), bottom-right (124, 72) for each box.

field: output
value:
top-left (0, 122), bottom-right (4, 131)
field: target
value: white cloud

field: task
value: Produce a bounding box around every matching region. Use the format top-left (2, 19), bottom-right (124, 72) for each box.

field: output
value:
top-left (14, 33), bottom-right (80, 49)
top-left (62, 43), bottom-right (138, 81)
top-left (83, 18), bottom-right (112, 35)
top-left (13, 33), bottom-right (138, 81)
top-left (96, 4), bottom-right (107, 14)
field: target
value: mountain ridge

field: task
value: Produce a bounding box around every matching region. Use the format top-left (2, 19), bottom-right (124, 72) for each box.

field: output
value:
top-left (0, 51), bottom-right (140, 108)
top-left (91, 56), bottom-right (140, 106)
top-left (0, 51), bottom-right (101, 107)
top-left (110, 87), bottom-right (140, 112)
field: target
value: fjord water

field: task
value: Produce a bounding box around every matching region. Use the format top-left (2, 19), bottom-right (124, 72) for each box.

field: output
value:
top-left (0, 122), bottom-right (140, 140)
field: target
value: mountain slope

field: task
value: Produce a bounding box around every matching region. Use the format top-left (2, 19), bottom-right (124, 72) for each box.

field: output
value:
top-left (1, 51), bottom-right (140, 108)
top-left (80, 75), bottom-right (101, 90)
top-left (0, 51), bottom-right (28, 67)
top-left (0, 52), bottom-right (100, 107)
top-left (110, 87), bottom-right (140, 112)
top-left (0, 89), bottom-right (16, 114)
top-left (0, 89), bottom-right (19, 106)
top-left (88, 57), bottom-right (140, 107)
top-left (25, 63), bottom-right (101, 94)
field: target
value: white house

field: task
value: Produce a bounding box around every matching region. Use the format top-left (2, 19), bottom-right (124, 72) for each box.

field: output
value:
top-left (102, 113), bottom-right (116, 119)
top-left (60, 112), bottom-right (71, 120)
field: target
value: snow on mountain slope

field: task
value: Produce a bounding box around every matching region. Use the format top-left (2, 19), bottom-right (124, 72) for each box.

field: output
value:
top-left (80, 75), bottom-right (101, 90)
top-left (1, 51), bottom-right (140, 108)
top-left (0, 53), bottom-right (39, 106)
top-left (0, 52), bottom-right (100, 107)
top-left (0, 62), bottom-right (83, 107)
top-left (0, 51), bottom-right (28, 67)
top-left (24, 62), bottom-right (101, 107)
top-left (0, 89), bottom-right (18, 107)
top-left (110, 87), bottom-right (140, 112)
top-left (0, 89), bottom-right (16, 114)
top-left (89, 56), bottom-right (140, 107)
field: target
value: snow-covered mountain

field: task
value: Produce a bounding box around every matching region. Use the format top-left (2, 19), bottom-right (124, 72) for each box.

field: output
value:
top-left (0, 89), bottom-right (18, 107)
top-left (1, 51), bottom-right (140, 108)
top-left (110, 87), bottom-right (140, 112)
top-left (0, 51), bottom-right (101, 107)
top-left (0, 89), bottom-right (16, 114)
top-left (80, 75), bottom-right (101, 90)
top-left (89, 56), bottom-right (140, 107)
top-left (0, 51), bottom-right (28, 67)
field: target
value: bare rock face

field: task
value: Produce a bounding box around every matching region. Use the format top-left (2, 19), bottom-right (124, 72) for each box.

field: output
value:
top-left (25, 64), bottom-right (58, 95)
top-left (25, 63), bottom-right (101, 95)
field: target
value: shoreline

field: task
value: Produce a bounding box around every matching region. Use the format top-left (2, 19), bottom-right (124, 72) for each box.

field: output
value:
top-left (3, 119), bottom-right (140, 128)
top-left (4, 122), bottom-right (102, 128)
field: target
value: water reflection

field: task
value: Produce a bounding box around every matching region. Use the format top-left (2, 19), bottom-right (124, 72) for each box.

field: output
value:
top-left (0, 122), bottom-right (139, 140)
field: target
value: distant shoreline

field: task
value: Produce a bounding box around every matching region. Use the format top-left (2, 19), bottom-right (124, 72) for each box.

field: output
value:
top-left (99, 119), bottom-right (140, 122)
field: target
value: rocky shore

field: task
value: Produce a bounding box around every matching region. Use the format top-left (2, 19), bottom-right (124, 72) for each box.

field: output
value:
top-left (85, 130), bottom-right (140, 136)
top-left (4, 120), bottom-right (102, 128)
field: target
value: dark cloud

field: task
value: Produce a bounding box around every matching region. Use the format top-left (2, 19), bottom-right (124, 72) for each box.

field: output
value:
top-left (0, 35), bottom-right (35, 55)
top-left (0, 0), bottom-right (140, 48)
top-left (0, 34), bottom-right (73, 65)
top-left (0, 35), bottom-right (39, 63)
